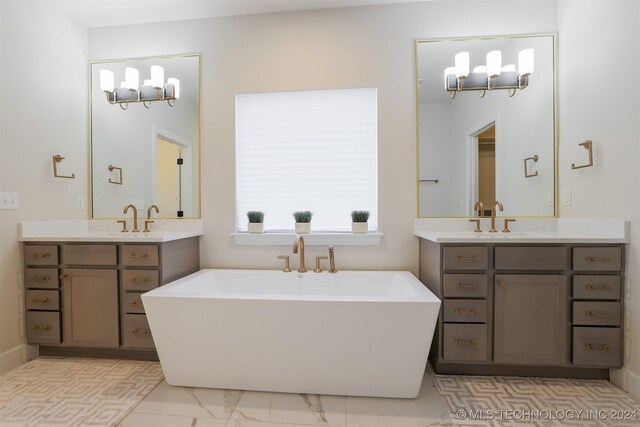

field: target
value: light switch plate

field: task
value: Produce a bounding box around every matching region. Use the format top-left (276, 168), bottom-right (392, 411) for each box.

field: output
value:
top-left (93, 197), bottom-right (100, 210)
top-left (563, 189), bottom-right (572, 205)
top-left (0, 192), bottom-right (19, 209)
top-left (76, 196), bottom-right (85, 210)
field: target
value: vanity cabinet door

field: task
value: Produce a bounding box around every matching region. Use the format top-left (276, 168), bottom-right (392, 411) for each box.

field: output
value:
top-left (61, 269), bottom-right (118, 348)
top-left (494, 275), bottom-right (568, 365)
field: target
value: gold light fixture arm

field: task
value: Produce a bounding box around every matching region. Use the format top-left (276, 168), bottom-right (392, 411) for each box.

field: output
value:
top-left (52, 155), bottom-right (75, 179)
top-left (571, 140), bottom-right (594, 169)
top-left (524, 155), bottom-right (539, 177)
top-left (108, 164), bottom-right (123, 184)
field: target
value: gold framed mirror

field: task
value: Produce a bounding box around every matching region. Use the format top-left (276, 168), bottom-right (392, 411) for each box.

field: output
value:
top-left (416, 34), bottom-right (557, 218)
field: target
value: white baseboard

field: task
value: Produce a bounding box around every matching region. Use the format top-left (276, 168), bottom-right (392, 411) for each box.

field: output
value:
top-left (0, 343), bottom-right (38, 375)
top-left (611, 367), bottom-right (640, 400)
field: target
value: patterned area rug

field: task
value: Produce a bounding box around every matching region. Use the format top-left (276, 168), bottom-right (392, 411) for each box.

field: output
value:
top-left (431, 373), bottom-right (640, 426)
top-left (0, 358), bottom-right (163, 427)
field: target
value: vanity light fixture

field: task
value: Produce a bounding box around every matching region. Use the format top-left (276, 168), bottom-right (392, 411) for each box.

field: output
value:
top-left (99, 66), bottom-right (180, 110)
top-left (444, 48), bottom-right (534, 98)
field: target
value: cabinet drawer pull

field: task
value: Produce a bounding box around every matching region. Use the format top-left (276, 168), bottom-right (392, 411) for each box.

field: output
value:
top-left (455, 308), bottom-right (477, 315)
top-left (455, 283), bottom-right (478, 289)
top-left (455, 256), bottom-right (478, 261)
top-left (131, 329), bottom-right (150, 335)
top-left (585, 284), bottom-right (611, 291)
top-left (129, 253), bottom-right (149, 259)
top-left (31, 253), bottom-right (50, 259)
top-left (130, 277), bottom-right (150, 283)
top-left (31, 275), bottom-right (50, 282)
top-left (586, 256), bottom-right (611, 263)
top-left (129, 301), bottom-right (140, 306)
top-left (60, 274), bottom-right (69, 280)
top-left (32, 324), bottom-right (52, 331)
top-left (30, 297), bottom-right (51, 303)
top-left (455, 339), bottom-right (476, 347)
top-left (585, 311), bottom-right (610, 317)
top-left (585, 343), bottom-right (611, 352)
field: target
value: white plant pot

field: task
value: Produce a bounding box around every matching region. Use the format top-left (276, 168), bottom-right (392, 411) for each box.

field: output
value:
top-left (248, 223), bottom-right (264, 234)
top-left (352, 222), bottom-right (368, 234)
top-left (295, 223), bottom-right (311, 234)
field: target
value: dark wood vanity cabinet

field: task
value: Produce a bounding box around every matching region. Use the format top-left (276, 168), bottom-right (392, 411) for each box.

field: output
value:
top-left (23, 238), bottom-right (199, 358)
top-left (420, 241), bottom-right (624, 378)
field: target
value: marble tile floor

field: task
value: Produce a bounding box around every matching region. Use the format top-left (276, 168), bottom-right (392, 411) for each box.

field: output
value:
top-left (117, 371), bottom-right (451, 427)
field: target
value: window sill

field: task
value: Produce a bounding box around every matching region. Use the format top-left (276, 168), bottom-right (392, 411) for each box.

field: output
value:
top-left (232, 232), bottom-right (384, 246)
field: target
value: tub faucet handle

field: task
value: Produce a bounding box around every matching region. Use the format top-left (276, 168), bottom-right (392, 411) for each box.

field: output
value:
top-left (277, 255), bottom-right (292, 273)
top-left (314, 256), bottom-right (329, 273)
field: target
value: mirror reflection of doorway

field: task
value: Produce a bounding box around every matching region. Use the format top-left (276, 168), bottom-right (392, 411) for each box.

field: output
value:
top-left (477, 126), bottom-right (495, 216)
top-left (156, 137), bottom-right (182, 216)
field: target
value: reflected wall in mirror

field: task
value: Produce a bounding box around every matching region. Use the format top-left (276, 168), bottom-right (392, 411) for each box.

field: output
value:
top-left (91, 54), bottom-right (200, 219)
top-left (416, 34), bottom-right (556, 217)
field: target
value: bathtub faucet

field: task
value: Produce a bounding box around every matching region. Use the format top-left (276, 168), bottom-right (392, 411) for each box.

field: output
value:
top-left (328, 246), bottom-right (337, 273)
top-left (293, 234), bottom-right (307, 273)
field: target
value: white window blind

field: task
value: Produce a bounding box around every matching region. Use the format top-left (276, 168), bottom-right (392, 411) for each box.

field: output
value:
top-left (236, 88), bottom-right (378, 232)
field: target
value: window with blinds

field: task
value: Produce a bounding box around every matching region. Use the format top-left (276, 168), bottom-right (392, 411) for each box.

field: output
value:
top-left (235, 88), bottom-right (378, 232)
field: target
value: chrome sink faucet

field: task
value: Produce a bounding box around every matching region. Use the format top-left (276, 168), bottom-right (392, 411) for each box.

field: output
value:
top-left (293, 234), bottom-right (306, 273)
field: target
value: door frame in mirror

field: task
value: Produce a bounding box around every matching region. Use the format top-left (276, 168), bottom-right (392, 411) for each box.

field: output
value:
top-left (414, 33), bottom-right (557, 218)
top-left (88, 52), bottom-right (201, 219)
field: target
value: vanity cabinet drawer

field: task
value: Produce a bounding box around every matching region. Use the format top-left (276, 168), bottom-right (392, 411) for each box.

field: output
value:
top-left (122, 314), bottom-right (155, 349)
top-left (26, 311), bottom-right (61, 344)
top-left (443, 324), bottom-right (487, 361)
top-left (573, 276), bottom-right (621, 300)
top-left (123, 292), bottom-right (145, 314)
top-left (573, 301), bottom-right (621, 326)
top-left (24, 245), bottom-right (58, 266)
top-left (573, 247), bottom-right (622, 272)
top-left (24, 268), bottom-right (59, 289)
top-left (573, 327), bottom-right (621, 367)
top-left (443, 274), bottom-right (488, 298)
top-left (61, 244), bottom-right (117, 266)
top-left (121, 270), bottom-right (159, 291)
top-left (121, 245), bottom-right (159, 267)
top-left (443, 247), bottom-right (488, 271)
top-left (495, 247), bottom-right (567, 271)
top-left (26, 290), bottom-right (59, 310)
top-left (443, 300), bottom-right (487, 323)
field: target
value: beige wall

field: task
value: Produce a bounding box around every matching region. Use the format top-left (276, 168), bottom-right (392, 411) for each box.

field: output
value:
top-left (558, 0), bottom-right (640, 398)
top-left (89, 1), bottom-right (557, 274)
top-left (0, 1), bottom-right (88, 370)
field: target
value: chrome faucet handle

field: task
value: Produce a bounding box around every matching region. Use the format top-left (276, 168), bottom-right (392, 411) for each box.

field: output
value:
top-left (468, 218), bottom-right (482, 233)
top-left (277, 255), bottom-right (292, 273)
top-left (502, 218), bottom-right (516, 233)
top-left (143, 220), bottom-right (154, 233)
top-left (314, 256), bottom-right (329, 273)
top-left (116, 220), bottom-right (128, 233)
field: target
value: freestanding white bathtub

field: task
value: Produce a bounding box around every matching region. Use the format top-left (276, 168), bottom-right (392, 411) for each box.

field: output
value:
top-left (142, 269), bottom-right (441, 398)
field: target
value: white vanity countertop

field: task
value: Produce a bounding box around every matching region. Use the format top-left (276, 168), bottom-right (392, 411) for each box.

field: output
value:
top-left (19, 220), bottom-right (203, 243)
top-left (414, 218), bottom-right (629, 244)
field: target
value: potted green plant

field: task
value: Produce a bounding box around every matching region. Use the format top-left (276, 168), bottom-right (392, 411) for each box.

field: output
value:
top-left (351, 210), bottom-right (370, 234)
top-left (247, 211), bottom-right (265, 234)
top-left (293, 211), bottom-right (313, 234)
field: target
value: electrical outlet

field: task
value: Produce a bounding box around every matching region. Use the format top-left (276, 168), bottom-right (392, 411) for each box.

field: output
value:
top-left (563, 189), bottom-right (572, 206)
top-left (93, 197), bottom-right (100, 210)
top-left (0, 192), bottom-right (19, 209)
top-left (76, 196), bottom-right (85, 210)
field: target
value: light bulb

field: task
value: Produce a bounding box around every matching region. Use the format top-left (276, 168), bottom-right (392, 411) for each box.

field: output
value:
top-left (125, 67), bottom-right (139, 91)
top-left (486, 50), bottom-right (502, 77)
top-left (443, 66), bottom-right (455, 87)
top-left (150, 65), bottom-right (164, 89)
top-left (168, 78), bottom-right (180, 99)
top-left (473, 65), bottom-right (487, 73)
top-left (518, 49), bottom-right (534, 75)
top-left (454, 52), bottom-right (469, 78)
top-left (502, 64), bottom-right (516, 72)
top-left (100, 70), bottom-right (114, 92)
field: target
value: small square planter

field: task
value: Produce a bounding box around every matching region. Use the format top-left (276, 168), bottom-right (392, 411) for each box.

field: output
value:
top-left (248, 223), bottom-right (264, 234)
top-left (295, 223), bottom-right (311, 234)
top-left (352, 222), bottom-right (368, 234)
